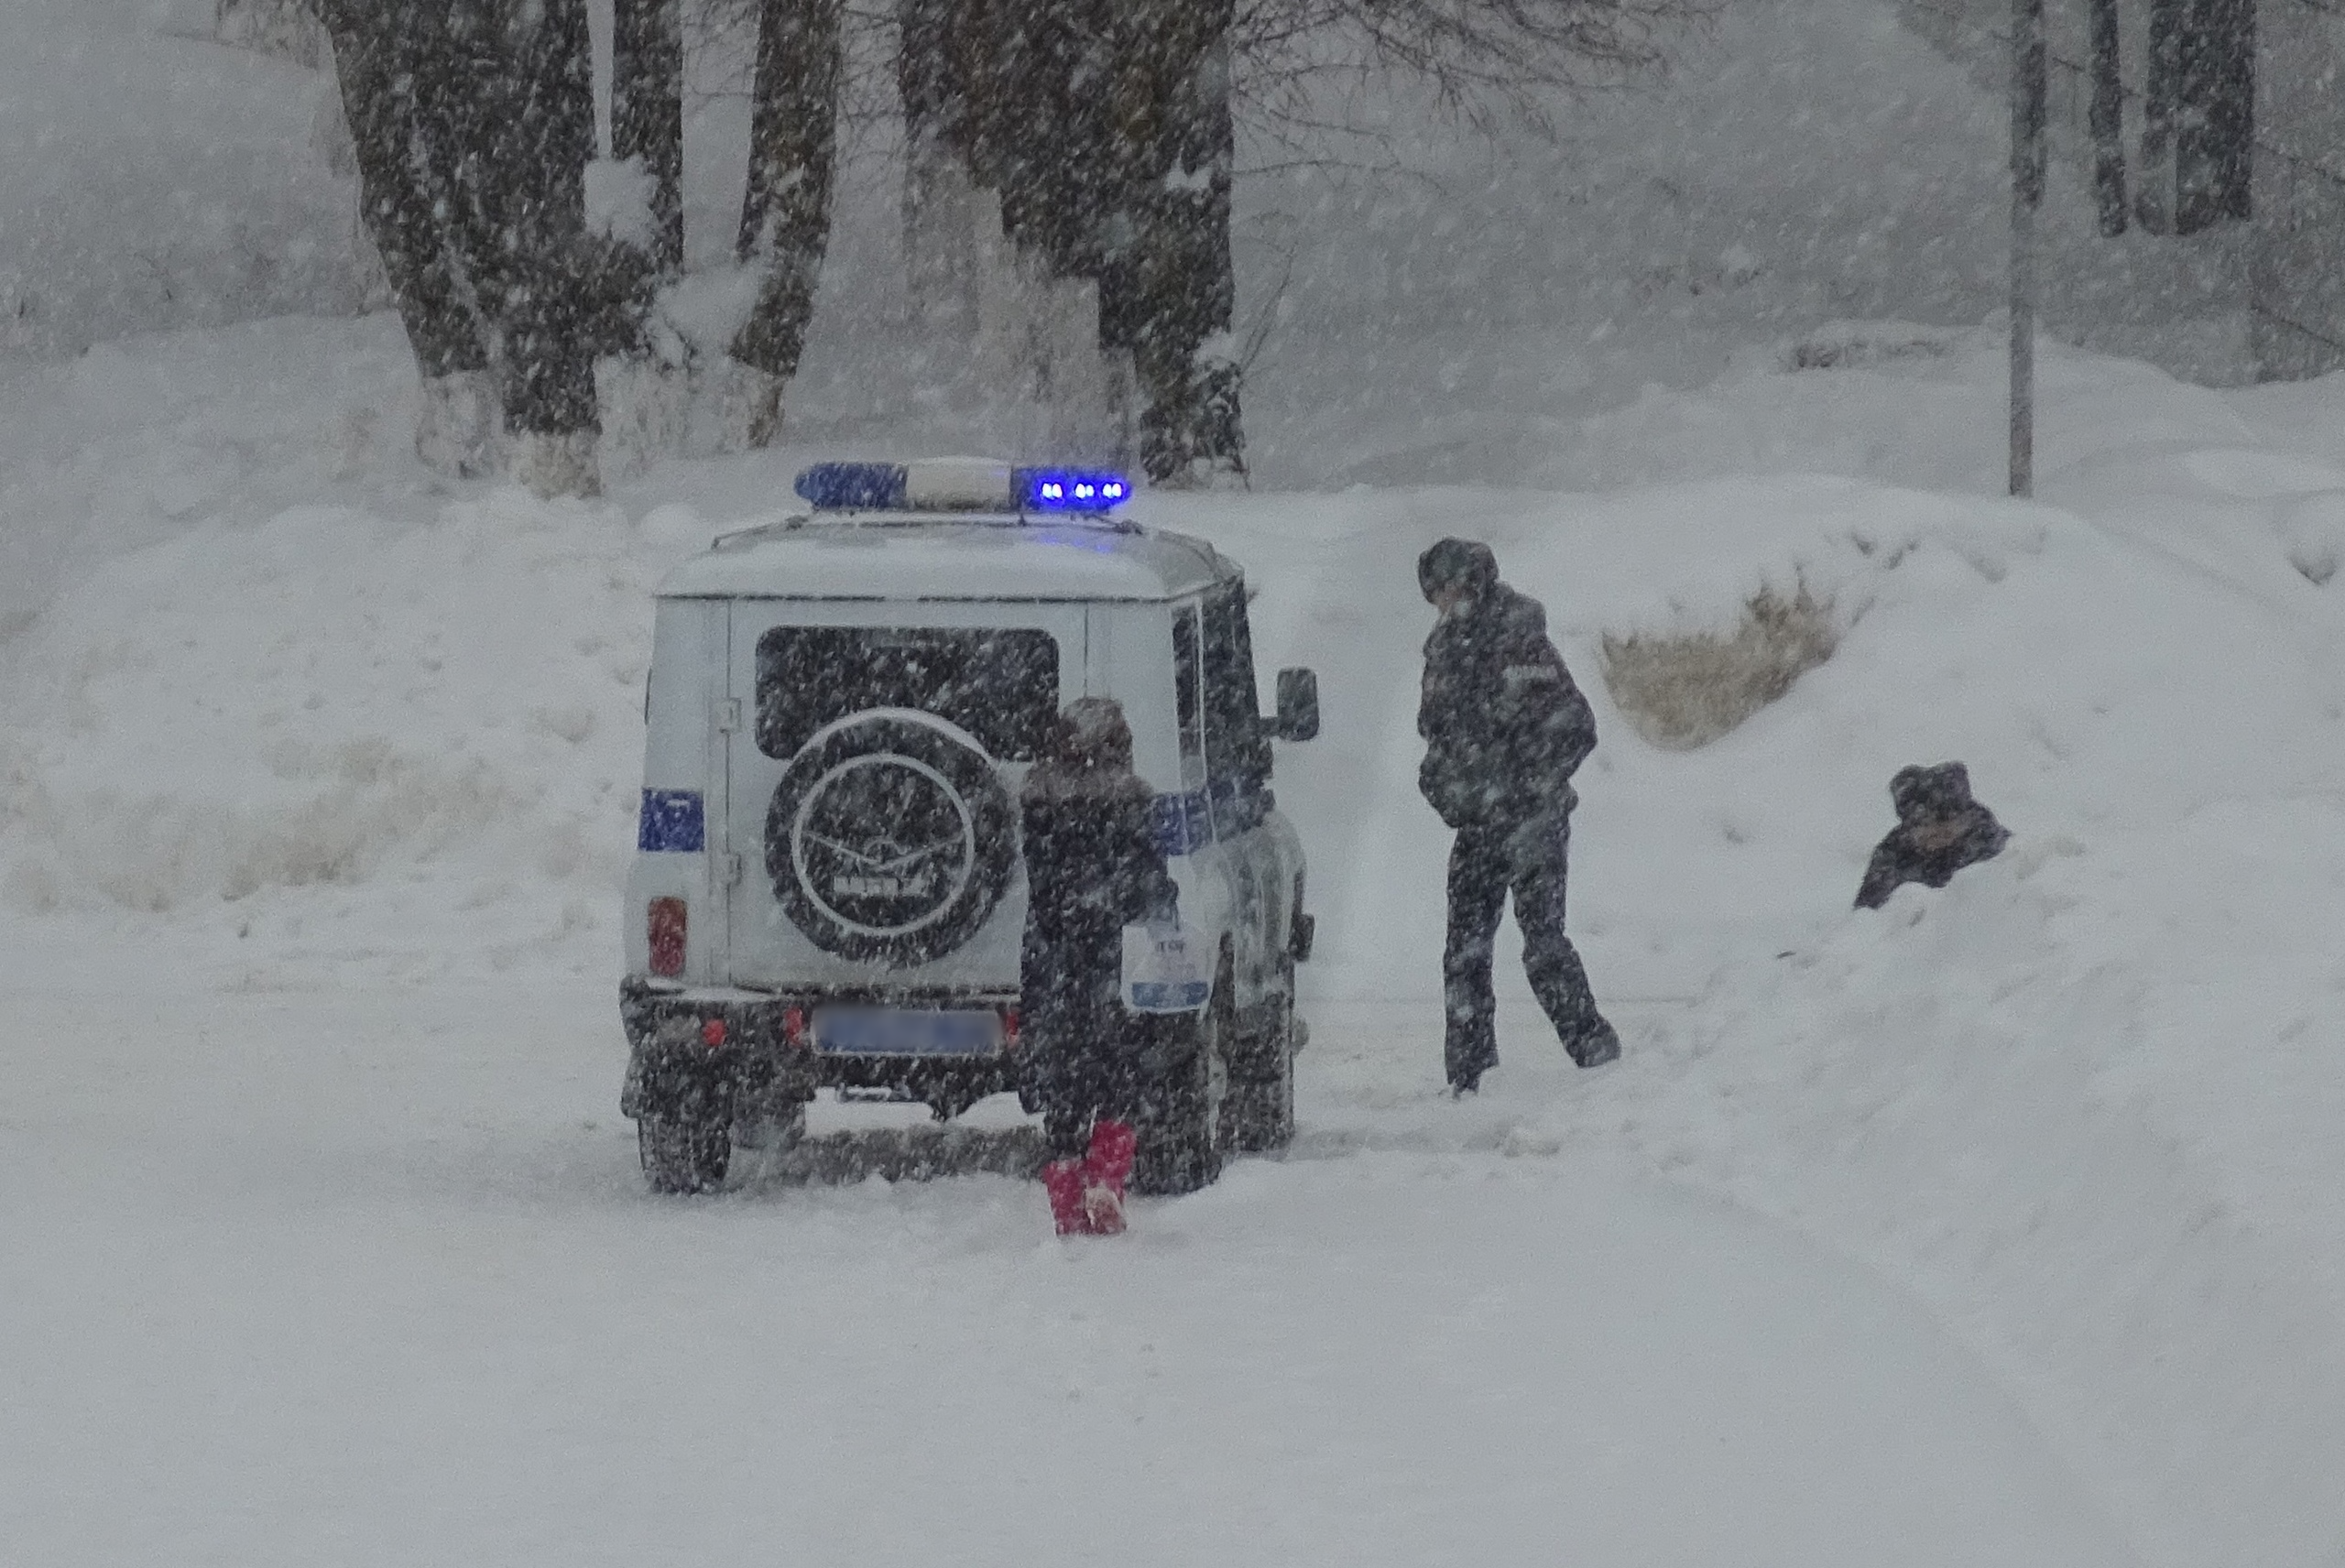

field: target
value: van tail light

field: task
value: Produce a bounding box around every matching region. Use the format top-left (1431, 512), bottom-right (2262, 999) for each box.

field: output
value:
top-left (782, 1007), bottom-right (807, 1048)
top-left (1002, 1007), bottom-right (1020, 1047)
top-left (648, 898), bottom-right (687, 976)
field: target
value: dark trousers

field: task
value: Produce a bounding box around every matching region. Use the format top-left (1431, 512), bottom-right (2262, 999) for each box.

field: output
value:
top-left (1031, 998), bottom-right (1144, 1160)
top-left (1042, 1046), bottom-right (1140, 1158)
top-left (1443, 812), bottom-right (1608, 1087)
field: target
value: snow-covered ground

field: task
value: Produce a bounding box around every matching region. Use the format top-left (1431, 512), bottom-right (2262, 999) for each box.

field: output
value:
top-left (8, 0), bottom-right (2345, 1563)
top-left (8, 313), bottom-right (2345, 1566)
top-left (6, 981), bottom-right (2140, 1567)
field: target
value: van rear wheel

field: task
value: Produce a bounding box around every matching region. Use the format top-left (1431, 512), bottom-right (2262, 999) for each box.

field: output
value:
top-left (1131, 967), bottom-right (1229, 1197)
top-left (1222, 1029), bottom-right (1295, 1155)
top-left (638, 1114), bottom-right (730, 1194)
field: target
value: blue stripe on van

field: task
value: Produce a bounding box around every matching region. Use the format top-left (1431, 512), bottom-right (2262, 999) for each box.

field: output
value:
top-left (1153, 791), bottom-right (1214, 856)
top-left (638, 789), bottom-right (706, 853)
top-left (1152, 780), bottom-right (1271, 857)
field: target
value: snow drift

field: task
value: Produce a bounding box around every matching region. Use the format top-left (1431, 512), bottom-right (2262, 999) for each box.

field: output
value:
top-left (6, 317), bottom-right (2345, 1562)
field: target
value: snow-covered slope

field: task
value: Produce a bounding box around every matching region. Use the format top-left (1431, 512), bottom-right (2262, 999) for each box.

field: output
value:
top-left (0, 0), bottom-right (372, 359)
top-left (7, 315), bottom-right (2345, 1565)
top-left (7, 0), bottom-right (2344, 1560)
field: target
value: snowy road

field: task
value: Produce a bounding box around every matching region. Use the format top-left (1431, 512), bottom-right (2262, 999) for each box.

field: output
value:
top-left (5, 981), bottom-right (2135, 1566)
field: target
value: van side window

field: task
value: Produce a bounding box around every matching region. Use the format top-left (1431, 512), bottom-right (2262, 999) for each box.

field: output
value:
top-left (1201, 583), bottom-right (1268, 785)
top-left (1173, 604), bottom-right (1205, 785)
top-left (755, 626), bottom-right (1058, 761)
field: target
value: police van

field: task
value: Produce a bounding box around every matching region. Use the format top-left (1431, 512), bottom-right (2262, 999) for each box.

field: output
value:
top-left (621, 459), bottom-right (1318, 1195)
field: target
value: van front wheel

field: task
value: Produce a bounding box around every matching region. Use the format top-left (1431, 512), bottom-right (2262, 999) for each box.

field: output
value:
top-left (638, 1114), bottom-right (730, 1194)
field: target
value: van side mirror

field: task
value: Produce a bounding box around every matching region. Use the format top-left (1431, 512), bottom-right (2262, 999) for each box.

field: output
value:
top-left (1272, 668), bottom-right (1319, 743)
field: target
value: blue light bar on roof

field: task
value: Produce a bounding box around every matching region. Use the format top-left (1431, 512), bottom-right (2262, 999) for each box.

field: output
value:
top-left (794, 462), bottom-right (908, 510)
top-left (1014, 468), bottom-right (1130, 511)
top-left (792, 459), bottom-right (1130, 514)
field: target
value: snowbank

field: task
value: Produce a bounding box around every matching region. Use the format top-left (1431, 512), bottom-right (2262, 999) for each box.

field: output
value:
top-left (0, 487), bottom-right (667, 975)
top-left (0, 2), bottom-right (373, 360)
top-left (8, 313), bottom-right (2345, 1563)
top-left (5, 0), bottom-right (2345, 1545)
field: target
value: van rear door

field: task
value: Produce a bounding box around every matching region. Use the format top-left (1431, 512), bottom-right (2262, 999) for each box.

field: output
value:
top-left (721, 601), bottom-right (1085, 991)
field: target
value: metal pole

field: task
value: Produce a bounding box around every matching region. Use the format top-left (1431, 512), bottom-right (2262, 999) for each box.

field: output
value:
top-left (2011, 0), bottom-right (2046, 497)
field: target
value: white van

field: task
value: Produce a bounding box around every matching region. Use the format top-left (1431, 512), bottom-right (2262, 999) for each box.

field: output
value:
top-left (620, 460), bottom-right (1318, 1194)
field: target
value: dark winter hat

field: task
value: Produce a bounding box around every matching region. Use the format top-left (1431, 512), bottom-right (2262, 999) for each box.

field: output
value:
top-left (1023, 697), bottom-right (1140, 805)
top-left (1045, 697), bottom-right (1135, 774)
top-left (1418, 538), bottom-right (1499, 601)
top-left (1890, 761), bottom-right (1976, 821)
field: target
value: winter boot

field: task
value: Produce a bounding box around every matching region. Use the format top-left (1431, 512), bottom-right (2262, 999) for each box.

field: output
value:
top-left (1081, 1119), bottom-right (1137, 1236)
top-left (1042, 1158), bottom-right (1090, 1236)
top-left (1444, 1010), bottom-right (1499, 1097)
top-left (1569, 1018), bottom-right (1621, 1070)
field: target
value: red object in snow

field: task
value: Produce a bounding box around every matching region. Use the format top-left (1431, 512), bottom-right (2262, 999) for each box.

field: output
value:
top-left (1042, 1159), bottom-right (1089, 1236)
top-left (700, 1017), bottom-right (726, 1048)
top-left (1082, 1119), bottom-right (1137, 1236)
top-left (647, 898), bottom-right (687, 976)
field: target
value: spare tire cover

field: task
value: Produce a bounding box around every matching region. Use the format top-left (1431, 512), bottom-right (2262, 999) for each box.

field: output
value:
top-left (767, 709), bottom-right (1017, 967)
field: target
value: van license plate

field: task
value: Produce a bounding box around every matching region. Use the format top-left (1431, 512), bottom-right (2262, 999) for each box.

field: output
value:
top-left (812, 1007), bottom-right (1004, 1057)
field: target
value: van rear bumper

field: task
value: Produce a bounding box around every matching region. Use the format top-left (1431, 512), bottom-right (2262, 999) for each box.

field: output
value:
top-left (618, 977), bottom-right (1027, 1122)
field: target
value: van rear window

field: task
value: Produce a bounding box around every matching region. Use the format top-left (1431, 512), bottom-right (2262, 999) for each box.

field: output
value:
top-left (756, 626), bottom-right (1060, 761)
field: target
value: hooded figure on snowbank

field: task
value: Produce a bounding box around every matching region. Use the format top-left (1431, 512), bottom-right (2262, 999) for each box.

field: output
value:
top-left (1854, 762), bottom-right (2011, 910)
top-left (1416, 539), bottom-right (1620, 1092)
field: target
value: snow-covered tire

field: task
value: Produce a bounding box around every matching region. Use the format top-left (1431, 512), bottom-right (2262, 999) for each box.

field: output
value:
top-left (1221, 964), bottom-right (1298, 1156)
top-left (1222, 1028), bottom-right (1294, 1156)
top-left (766, 711), bottom-right (1015, 968)
top-left (1132, 964), bottom-right (1229, 1196)
top-left (639, 1114), bottom-right (730, 1194)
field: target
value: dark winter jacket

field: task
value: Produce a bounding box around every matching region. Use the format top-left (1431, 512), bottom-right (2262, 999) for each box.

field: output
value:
top-left (1853, 762), bottom-right (2011, 909)
top-left (1416, 543), bottom-right (1598, 832)
top-left (1020, 701), bottom-right (1179, 1057)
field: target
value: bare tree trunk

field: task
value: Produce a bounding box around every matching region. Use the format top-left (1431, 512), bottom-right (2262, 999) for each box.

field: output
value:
top-left (613, 0), bottom-right (686, 275)
top-left (600, 0), bottom-right (689, 477)
top-left (932, 0), bottom-right (1136, 463)
top-left (2089, 0), bottom-right (2126, 237)
top-left (318, 0), bottom-right (601, 490)
top-left (314, 1), bottom-right (492, 383)
top-left (899, 0), bottom-right (980, 336)
top-left (1107, 0), bottom-right (1243, 485)
top-left (732, 0), bottom-right (844, 447)
top-left (314, 0), bottom-right (505, 476)
top-left (2175, 0), bottom-right (2253, 233)
top-left (486, 0), bottom-right (600, 453)
top-left (2139, 0), bottom-right (2180, 233)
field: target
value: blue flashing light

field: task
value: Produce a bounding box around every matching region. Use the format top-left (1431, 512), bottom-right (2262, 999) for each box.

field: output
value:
top-left (1014, 467), bottom-right (1131, 512)
top-left (794, 462), bottom-right (908, 510)
top-left (793, 459), bottom-right (1132, 514)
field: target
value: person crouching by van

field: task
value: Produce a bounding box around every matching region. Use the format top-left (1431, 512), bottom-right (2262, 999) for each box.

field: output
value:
top-left (1021, 697), bottom-right (1180, 1236)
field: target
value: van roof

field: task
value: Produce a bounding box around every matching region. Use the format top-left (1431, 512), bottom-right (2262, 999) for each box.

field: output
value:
top-left (657, 514), bottom-right (1233, 603)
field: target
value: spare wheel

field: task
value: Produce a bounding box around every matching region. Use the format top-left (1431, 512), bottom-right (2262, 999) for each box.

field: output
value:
top-left (767, 708), bottom-right (1016, 967)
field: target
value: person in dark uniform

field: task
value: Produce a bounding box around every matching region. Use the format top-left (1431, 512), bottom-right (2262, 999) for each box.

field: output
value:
top-left (1854, 762), bottom-right (2011, 909)
top-left (1020, 697), bottom-right (1179, 1235)
top-left (1416, 539), bottom-right (1620, 1094)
